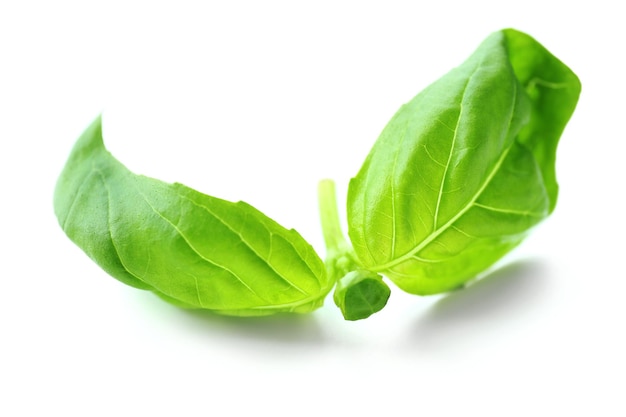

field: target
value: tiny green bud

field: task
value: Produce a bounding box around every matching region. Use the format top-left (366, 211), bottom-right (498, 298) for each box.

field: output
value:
top-left (333, 270), bottom-right (391, 321)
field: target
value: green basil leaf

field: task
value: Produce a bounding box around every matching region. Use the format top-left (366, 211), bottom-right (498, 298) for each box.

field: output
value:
top-left (54, 116), bottom-right (331, 316)
top-left (347, 29), bottom-right (580, 295)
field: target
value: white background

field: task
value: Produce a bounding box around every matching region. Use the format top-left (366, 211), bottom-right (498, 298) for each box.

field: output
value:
top-left (2, 1), bottom-right (624, 415)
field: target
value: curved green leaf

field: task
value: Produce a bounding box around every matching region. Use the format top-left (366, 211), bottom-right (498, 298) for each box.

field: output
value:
top-left (347, 29), bottom-right (580, 295)
top-left (54, 116), bottom-right (331, 316)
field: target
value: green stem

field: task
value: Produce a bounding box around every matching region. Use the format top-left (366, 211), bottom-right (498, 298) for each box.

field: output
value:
top-left (317, 180), bottom-right (390, 320)
top-left (317, 179), bottom-right (349, 253)
top-left (317, 179), bottom-right (360, 282)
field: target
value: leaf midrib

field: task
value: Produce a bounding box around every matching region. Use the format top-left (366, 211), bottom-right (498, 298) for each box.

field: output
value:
top-left (369, 144), bottom-right (513, 272)
top-left (172, 188), bottom-right (311, 295)
top-left (369, 74), bottom-right (519, 273)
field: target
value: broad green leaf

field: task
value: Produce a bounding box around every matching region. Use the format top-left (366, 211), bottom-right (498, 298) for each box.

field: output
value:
top-left (54, 116), bottom-right (331, 316)
top-left (347, 29), bottom-right (580, 295)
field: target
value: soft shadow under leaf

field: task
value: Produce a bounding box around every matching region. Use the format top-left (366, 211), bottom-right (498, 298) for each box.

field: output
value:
top-left (404, 259), bottom-right (550, 349)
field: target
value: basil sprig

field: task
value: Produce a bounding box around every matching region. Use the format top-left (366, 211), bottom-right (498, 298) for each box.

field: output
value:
top-left (55, 29), bottom-right (580, 320)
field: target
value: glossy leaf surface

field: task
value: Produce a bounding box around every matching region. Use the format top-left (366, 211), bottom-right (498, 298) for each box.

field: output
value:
top-left (54, 117), bottom-right (331, 316)
top-left (347, 29), bottom-right (580, 295)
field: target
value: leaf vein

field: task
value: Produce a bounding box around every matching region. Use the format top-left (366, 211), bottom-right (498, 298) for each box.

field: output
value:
top-left (174, 192), bottom-right (309, 295)
top-left (370, 76), bottom-right (519, 272)
top-left (433, 66), bottom-right (479, 230)
top-left (474, 202), bottom-right (544, 217)
top-left (135, 187), bottom-right (267, 301)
